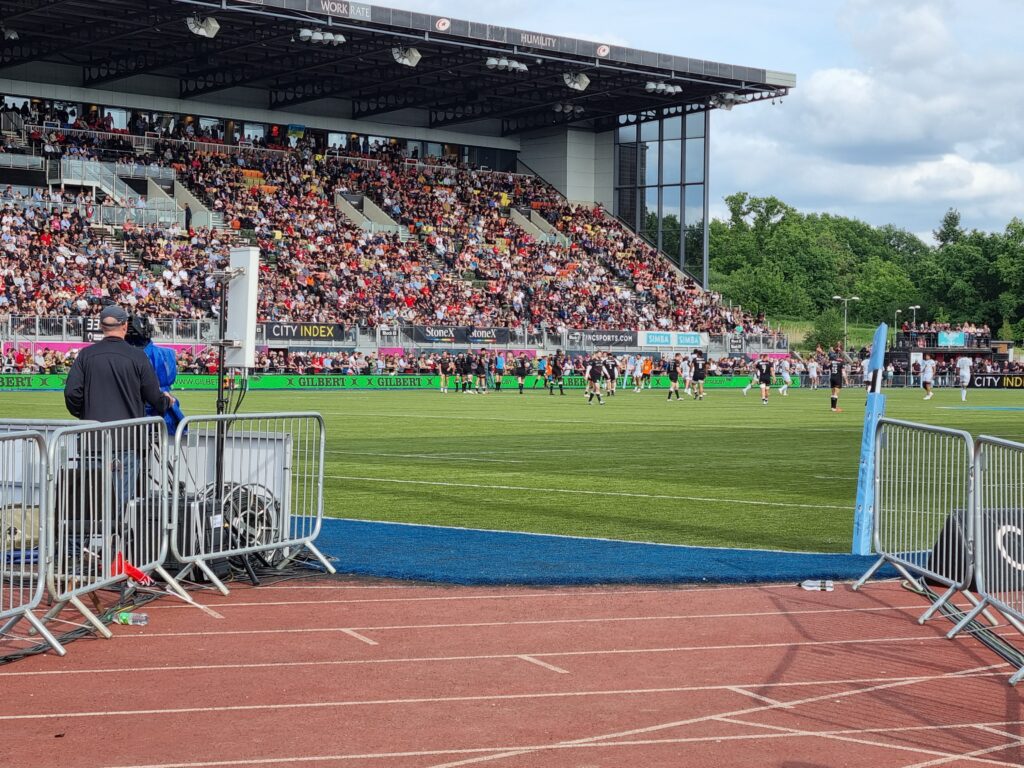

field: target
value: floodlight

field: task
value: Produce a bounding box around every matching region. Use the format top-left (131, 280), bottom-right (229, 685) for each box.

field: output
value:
top-left (3, 28), bottom-right (18, 41)
top-left (563, 72), bottom-right (590, 92)
top-left (311, 30), bottom-right (324, 43)
top-left (298, 28), bottom-right (313, 41)
top-left (486, 57), bottom-right (498, 69)
top-left (333, 33), bottom-right (345, 45)
top-left (513, 60), bottom-right (529, 72)
top-left (573, 105), bottom-right (585, 116)
top-left (498, 57), bottom-right (509, 70)
top-left (553, 103), bottom-right (564, 113)
top-left (186, 15), bottom-right (220, 39)
top-left (392, 47), bottom-right (422, 67)
top-left (645, 81), bottom-right (657, 93)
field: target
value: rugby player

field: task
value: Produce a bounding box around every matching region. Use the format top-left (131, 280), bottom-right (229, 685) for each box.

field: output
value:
top-left (778, 357), bottom-right (792, 397)
top-left (921, 353), bottom-right (936, 400)
top-left (666, 353), bottom-right (683, 401)
top-left (549, 351), bottom-right (566, 396)
top-left (828, 353), bottom-right (845, 412)
top-left (956, 354), bottom-right (972, 402)
top-left (754, 353), bottom-right (773, 405)
top-left (585, 353), bottom-right (607, 405)
top-left (691, 350), bottom-right (707, 400)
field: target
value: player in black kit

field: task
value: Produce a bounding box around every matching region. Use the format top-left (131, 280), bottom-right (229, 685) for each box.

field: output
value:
top-left (604, 353), bottom-right (619, 396)
top-left (829, 355), bottom-right (845, 412)
top-left (754, 353), bottom-right (773, 406)
top-left (458, 353), bottom-right (473, 393)
top-left (585, 354), bottom-right (607, 405)
top-left (691, 350), bottom-right (707, 400)
top-left (514, 355), bottom-right (530, 394)
top-left (549, 352), bottom-right (566, 396)
top-left (667, 353), bottom-right (682, 401)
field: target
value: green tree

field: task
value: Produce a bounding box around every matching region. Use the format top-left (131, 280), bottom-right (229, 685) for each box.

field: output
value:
top-left (804, 307), bottom-right (844, 351)
top-left (933, 208), bottom-right (964, 248)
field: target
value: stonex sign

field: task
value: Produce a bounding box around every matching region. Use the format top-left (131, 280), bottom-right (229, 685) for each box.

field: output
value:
top-left (265, 323), bottom-right (346, 340)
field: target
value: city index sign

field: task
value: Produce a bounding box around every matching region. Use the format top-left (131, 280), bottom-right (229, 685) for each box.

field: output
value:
top-left (971, 374), bottom-right (1024, 389)
top-left (265, 323), bottom-right (346, 340)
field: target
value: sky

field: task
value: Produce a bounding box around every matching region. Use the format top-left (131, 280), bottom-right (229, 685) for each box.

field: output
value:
top-left (380, 0), bottom-right (1024, 240)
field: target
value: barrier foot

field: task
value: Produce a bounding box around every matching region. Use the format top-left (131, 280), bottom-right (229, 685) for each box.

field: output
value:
top-left (64, 595), bottom-right (113, 639)
top-left (22, 611), bottom-right (66, 657)
top-left (155, 566), bottom-right (190, 601)
top-left (919, 584), bottom-right (958, 624)
top-left (0, 614), bottom-right (21, 636)
top-left (196, 560), bottom-right (230, 596)
top-left (852, 556), bottom-right (886, 591)
top-left (962, 590), bottom-right (1001, 628)
top-left (38, 599), bottom-right (68, 634)
top-left (947, 598), bottom-right (988, 640)
top-left (303, 542), bottom-right (336, 575)
top-left (1009, 665), bottom-right (1024, 686)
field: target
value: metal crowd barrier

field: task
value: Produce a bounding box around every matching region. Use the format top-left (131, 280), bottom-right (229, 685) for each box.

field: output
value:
top-left (43, 418), bottom-right (186, 637)
top-left (170, 412), bottom-right (334, 594)
top-left (949, 437), bottom-right (1024, 682)
top-left (0, 430), bottom-right (65, 655)
top-left (853, 419), bottom-right (977, 623)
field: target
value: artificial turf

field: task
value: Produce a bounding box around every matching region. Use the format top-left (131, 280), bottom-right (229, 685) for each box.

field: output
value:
top-left (2, 384), bottom-right (1019, 553)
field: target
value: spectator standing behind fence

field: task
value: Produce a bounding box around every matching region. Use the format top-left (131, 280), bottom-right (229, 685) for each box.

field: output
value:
top-left (63, 304), bottom-right (174, 422)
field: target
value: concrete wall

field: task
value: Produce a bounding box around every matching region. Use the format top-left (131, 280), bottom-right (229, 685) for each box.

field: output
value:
top-left (519, 126), bottom-right (613, 206)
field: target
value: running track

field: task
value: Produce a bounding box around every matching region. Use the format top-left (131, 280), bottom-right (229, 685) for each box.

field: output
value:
top-left (3, 578), bottom-right (1023, 768)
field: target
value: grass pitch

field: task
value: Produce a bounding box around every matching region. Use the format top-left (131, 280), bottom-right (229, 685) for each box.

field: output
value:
top-left (2, 385), bottom-right (1020, 553)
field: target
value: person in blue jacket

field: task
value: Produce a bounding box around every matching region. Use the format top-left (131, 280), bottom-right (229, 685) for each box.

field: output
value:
top-left (126, 314), bottom-right (185, 434)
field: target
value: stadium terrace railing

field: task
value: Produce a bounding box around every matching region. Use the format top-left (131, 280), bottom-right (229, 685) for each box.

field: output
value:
top-left (0, 429), bottom-right (66, 656)
top-left (26, 124), bottom-right (293, 161)
top-left (42, 418), bottom-right (187, 637)
top-left (170, 412), bottom-right (334, 595)
top-left (853, 419), bottom-right (977, 622)
top-left (894, 331), bottom-right (992, 350)
top-left (0, 197), bottom-right (184, 227)
top-left (0, 154), bottom-right (44, 171)
top-left (1, 315), bottom-right (218, 345)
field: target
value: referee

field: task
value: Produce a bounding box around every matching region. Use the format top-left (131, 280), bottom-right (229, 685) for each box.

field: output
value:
top-left (64, 304), bottom-right (174, 422)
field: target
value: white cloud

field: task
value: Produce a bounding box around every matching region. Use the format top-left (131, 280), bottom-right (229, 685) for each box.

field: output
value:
top-left (710, 0), bottom-right (1024, 234)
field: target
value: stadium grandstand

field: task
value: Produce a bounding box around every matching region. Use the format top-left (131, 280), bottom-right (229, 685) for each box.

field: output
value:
top-left (0, 0), bottom-right (798, 362)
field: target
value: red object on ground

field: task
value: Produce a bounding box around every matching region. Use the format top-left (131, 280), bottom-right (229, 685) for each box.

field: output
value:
top-left (110, 552), bottom-right (154, 586)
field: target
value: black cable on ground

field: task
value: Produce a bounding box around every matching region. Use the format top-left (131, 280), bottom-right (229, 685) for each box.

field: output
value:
top-left (0, 554), bottom-right (338, 666)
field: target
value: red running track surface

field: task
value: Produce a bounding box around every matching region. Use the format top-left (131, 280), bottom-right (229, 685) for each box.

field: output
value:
top-left (2, 578), bottom-right (1024, 768)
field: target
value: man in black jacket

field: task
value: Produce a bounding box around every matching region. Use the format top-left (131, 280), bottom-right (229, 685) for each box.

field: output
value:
top-left (64, 305), bottom-right (176, 512)
top-left (64, 305), bottom-right (174, 422)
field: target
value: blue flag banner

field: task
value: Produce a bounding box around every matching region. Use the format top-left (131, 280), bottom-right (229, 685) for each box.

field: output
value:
top-left (852, 324), bottom-right (888, 555)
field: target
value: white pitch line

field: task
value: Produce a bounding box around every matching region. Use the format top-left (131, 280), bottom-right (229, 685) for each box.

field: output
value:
top-left (517, 655), bottom-right (569, 674)
top-left (339, 629), bottom-right (378, 646)
top-left (898, 728), bottom-right (1024, 768)
top-left (318, 410), bottom-right (863, 432)
top-left (325, 450), bottom-right (523, 464)
top-left (324, 475), bottom-right (852, 510)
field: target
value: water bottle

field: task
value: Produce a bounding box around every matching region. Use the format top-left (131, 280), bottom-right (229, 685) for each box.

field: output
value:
top-left (799, 580), bottom-right (834, 592)
top-left (114, 612), bottom-right (149, 626)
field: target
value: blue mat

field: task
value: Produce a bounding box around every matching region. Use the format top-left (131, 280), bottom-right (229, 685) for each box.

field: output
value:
top-left (316, 519), bottom-right (895, 585)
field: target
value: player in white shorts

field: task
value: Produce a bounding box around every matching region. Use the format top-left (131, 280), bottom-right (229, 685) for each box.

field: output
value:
top-left (681, 354), bottom-right (692, 396)
top-left (778, 358), bottom-right (793, 396)
top-left (921, 353), bottom-right (936, 400)
top-left (807, 359), bottom-right (819, 390)
top-left (957, 355), bottom-right (972, 402)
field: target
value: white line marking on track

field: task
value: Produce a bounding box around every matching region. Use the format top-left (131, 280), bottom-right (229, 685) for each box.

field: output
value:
top-left (422, 664), bottom-right (1009, 768)
top-left (517, 655), bottom-right (569, 674)
top-left (726, 687), bottom-right (789, 707)
top-left (140, 604), bottom-right (929, 637)
top-left (324, 475), bottom-right (851, 510)
top-left (100, 723), bottom-right (1024, 768)
top-left (339, 629), bottom-right (378, 646)
top-left (898, 725), bottom-right (1024, 768)
top-left (0, 666), bottom-right (1002, 724)
top-left (714, 716), bottom-right (1020, 768)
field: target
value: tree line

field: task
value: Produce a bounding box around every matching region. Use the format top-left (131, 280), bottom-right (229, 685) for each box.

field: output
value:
top-left (708, 193), bottom-right (1024, 343)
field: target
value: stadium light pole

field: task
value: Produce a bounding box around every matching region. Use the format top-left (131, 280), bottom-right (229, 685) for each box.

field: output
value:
top-left (893, 309), bottom-right (902, 346)
top-left (908, 304), bottom-right (921, 326)
top-left (833, 295), bottom-right (860, 352)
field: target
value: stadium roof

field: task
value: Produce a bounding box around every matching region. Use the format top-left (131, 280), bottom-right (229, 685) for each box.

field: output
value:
top-left (0, 0), bottom-right (796, 136)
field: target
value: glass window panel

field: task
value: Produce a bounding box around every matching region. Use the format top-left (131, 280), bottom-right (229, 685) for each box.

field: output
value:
top-left (685, 111), bottom-right (705, 138)
top-left (615, 142), bottom-right (637, 189)
top-left (661, 186), bottom-right (681, 232)
top-left (640, 140), bottom-right (659, 186)
top-left (617, 124), bottom-right (637, 143)
top-left (663, 116), bottom-right (682, 141)
top-left (642, 186), bottom-right (659, 237)
top-left (686, 138), bottom-right (705, 183)
top-left (685, 184), bottom-right (705, 230)
top-left (616, 187), bottom-right (637, 230)
top-left (639, 120), bottom-right (659, 142)
top-left (684, 226), bottom-right (704, 267)
top-left (661, 140), bottom-right (681, 185)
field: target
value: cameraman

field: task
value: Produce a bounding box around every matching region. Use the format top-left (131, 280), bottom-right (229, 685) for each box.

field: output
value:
top-left (64, 305), bottom-right (174, 422)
